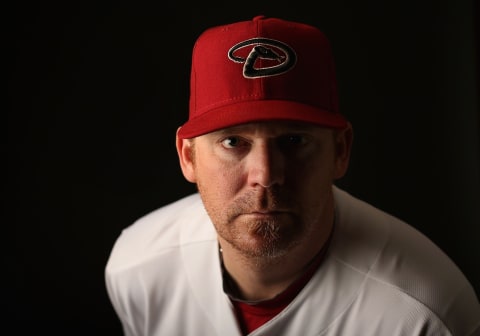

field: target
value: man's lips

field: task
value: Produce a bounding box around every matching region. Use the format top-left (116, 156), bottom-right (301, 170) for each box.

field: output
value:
top-left (242, 210), bottom-right (291, 217)
top-left (252, 210), bottom-right (282, 214)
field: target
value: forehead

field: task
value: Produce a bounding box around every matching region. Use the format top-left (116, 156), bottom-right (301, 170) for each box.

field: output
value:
top-left (203, 121), bottom-right (332, 137)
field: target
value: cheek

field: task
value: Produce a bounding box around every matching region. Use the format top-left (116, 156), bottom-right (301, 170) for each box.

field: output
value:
top-left (286, 157), bottom-right (336, 206)
top-left (195, 159), bottom-right (244, 199)
top-left (196, 165), bottom-right (244, 227)
top-left (290, 156), bottom-right (335, 183)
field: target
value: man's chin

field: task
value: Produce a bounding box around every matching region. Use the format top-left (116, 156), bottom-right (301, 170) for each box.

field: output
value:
top-left (233, 234), bottom-right (297, 260)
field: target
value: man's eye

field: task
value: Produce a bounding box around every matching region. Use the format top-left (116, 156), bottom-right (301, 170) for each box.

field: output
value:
top-left (279, 134), bottom-right (308, 146)
top-left (221, 137), bottom-right (244, 148)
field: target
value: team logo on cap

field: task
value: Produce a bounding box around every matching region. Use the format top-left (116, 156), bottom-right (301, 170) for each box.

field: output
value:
top-left (228, 38), bottom-right (296, 78)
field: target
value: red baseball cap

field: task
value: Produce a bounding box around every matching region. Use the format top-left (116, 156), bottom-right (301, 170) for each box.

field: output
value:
top-left (177, 15), bottom-right (348, 139)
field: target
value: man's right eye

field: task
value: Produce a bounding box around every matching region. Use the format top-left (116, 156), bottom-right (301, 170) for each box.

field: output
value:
top-left (221, 137), bottom-right (242, 148)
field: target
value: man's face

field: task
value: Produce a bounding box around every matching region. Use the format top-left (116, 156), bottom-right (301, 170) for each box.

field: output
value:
top-left (177, 121), bottom-right (352, 260)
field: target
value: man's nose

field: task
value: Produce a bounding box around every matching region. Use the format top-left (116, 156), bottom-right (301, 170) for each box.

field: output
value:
top-left (246, 142), bottom-right (285, 188)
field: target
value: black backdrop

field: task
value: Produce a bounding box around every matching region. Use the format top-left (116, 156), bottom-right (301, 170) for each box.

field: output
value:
top-left (9, 1), bottom-right (479, 334)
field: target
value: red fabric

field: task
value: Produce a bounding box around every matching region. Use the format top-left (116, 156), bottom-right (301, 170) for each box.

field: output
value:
top-left (177, 15), bottom-right (347, 139)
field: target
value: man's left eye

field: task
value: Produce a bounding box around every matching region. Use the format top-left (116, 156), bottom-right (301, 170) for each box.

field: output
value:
top-left (280, 134), bottom-right (308, 146)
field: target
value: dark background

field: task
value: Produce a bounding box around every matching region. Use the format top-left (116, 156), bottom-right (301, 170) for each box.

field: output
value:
top-left (9, 0), bottom-right (479, 334)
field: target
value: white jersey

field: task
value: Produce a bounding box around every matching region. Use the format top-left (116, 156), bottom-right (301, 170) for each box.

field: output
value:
top-left (105, 186), bottom-right (480, 335)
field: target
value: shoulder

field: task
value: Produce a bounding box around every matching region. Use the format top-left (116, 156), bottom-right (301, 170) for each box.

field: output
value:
top-left (104, 194), bottom-right (227, 334)
top-left (332, 186), bottom-right (467, 285)
top-left (331, 186), bottom-right (480, 334)
top-left (105, 193), bottom-right (214, 273)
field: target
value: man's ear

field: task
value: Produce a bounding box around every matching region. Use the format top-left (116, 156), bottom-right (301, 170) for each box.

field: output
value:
top-left (176, 128), bottom-right (197, 183)
top-left (333, 122), bottom-right (353, 179)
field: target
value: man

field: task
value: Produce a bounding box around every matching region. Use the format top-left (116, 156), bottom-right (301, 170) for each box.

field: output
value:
top-left (105, 16), bottom-right (480, 335)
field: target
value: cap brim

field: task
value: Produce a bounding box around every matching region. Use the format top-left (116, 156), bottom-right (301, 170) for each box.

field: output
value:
top-left (177, 100), bottom-right (348, 139)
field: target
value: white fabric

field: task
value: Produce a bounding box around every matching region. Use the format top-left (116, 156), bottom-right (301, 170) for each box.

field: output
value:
top-left (105, 186), bottom-right (480, 335)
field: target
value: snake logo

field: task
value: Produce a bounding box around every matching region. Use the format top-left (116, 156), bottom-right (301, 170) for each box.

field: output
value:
top-left (228, 38), bottom-right (297, 78)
